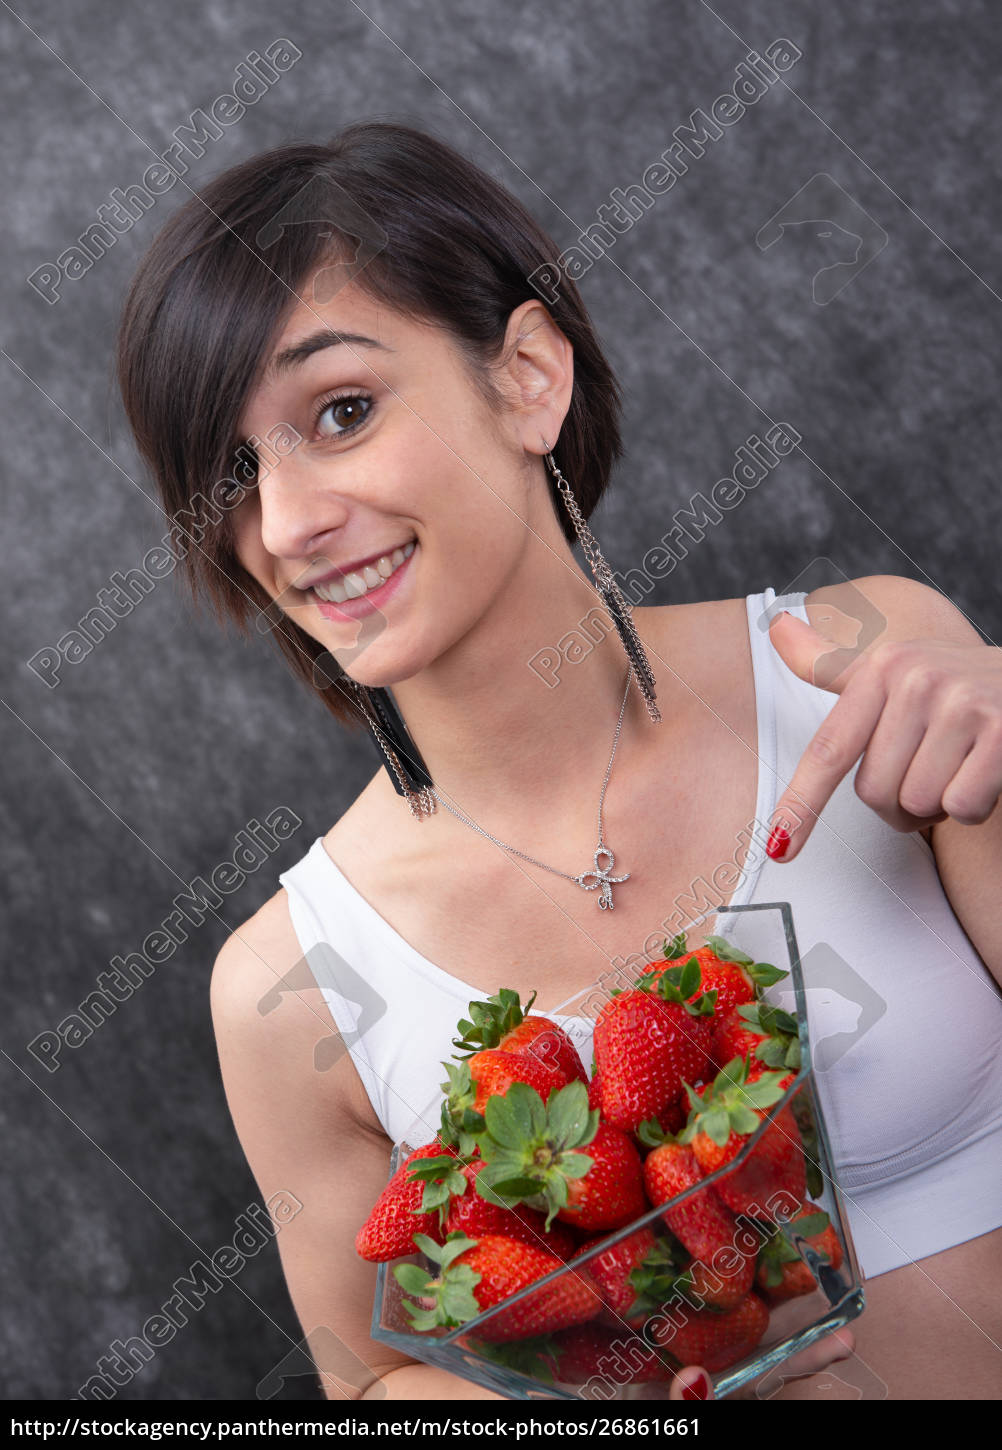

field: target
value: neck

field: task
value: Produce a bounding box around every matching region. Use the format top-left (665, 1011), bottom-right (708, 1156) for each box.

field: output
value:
top-left (385, 528), bottom-right (662, 833)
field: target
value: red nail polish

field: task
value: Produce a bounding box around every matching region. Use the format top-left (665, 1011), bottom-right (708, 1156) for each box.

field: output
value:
top-left (682, 1371), bottom-right (710, 1400)
top-left (766, 826), bottom-right (791, 860)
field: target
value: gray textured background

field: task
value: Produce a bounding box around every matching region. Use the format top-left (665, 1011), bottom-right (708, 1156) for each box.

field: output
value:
top-left (3, 0), bottom-right (1001, 1401)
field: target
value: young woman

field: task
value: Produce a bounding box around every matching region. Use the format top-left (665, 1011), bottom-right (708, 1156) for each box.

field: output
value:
top-left (117, 122), bottom-right (1002, 1401)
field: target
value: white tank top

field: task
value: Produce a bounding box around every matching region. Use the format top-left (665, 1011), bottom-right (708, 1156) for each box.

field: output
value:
top-left (278, 589), bottom-right (1002, 1279)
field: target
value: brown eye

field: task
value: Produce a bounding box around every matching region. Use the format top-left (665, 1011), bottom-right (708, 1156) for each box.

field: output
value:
top-left (317, 394), bottom-right (372, 437)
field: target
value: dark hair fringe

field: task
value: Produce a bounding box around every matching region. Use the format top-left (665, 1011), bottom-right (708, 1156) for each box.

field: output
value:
top-left (117, 120), bottom-right (623, 727)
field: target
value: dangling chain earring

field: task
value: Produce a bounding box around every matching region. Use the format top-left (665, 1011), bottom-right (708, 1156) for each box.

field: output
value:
top-left (545, 451), bottom-right (662, 724)
top-left (345, 678), bottom-right (437, 819)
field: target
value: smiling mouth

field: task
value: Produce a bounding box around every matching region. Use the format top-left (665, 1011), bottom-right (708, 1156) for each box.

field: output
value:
top-left (310, 541), bottom-right (415, 604)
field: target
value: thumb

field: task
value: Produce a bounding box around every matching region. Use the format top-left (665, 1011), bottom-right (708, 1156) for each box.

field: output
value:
top-left (669, 1366), bottom-right (713, 1401)
top-left (767, 610), bottom-right (861, 693)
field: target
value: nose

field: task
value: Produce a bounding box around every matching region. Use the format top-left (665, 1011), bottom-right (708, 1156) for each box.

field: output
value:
top-left (256, 453), bottom-right (350, 569)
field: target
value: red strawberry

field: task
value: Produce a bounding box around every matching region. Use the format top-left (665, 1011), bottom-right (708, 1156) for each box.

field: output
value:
top-left (395, 1232), bottom-right (601, 1343)
top-left (682, 1060), bottom-right (806, 1218)
top-left (594, 959), bottom-right (714, 1134)
top-left (355, 1142), bottom-right (456, 1262)
top-left (587, 1074), bottom-right (603, 1112)
top-left (545, 1323), bottom-right (674, 1387)
top-left (475, 1081), bottom-right (647, 1233)
top-left (756, 1201), bottom-right (843, 1302)
top-left (560, 1123), bottom-right (648, 1232)
top-left (712, 1001), bottom-right (801, 1075)
top-left (469, 1048), bottom-right (569, 1115)
top-left (453, 987), bottom-right (588, 1084)
top-left (649, 1292), bottom-right (769, 1373)
top-left (572, 1227), bottom-right (657, 1321)
top-left (712, 1004), bottom-right (770, 1068)
top-left (644, 935), bottom-right (787, 1021)
top-left (445, 1161), bottom-right (577, 1259)
top-left (640, 1138), bottom-right (756, 1309)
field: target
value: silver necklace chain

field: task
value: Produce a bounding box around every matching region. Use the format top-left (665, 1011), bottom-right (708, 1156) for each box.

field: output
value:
top-left (432, 665), bottom-right (635, 910)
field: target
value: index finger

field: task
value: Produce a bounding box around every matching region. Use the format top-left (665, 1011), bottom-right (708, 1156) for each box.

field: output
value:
top-left (766, 671), bottom-right (888, 862)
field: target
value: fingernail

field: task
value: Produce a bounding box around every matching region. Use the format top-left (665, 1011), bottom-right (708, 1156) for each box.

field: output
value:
top-left (681, 1371), bottom-right (710, 1400)
top-left (766, 826), bottom-right (791, 860)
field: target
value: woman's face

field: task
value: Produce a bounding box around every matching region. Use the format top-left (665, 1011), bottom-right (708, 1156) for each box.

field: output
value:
top-left (232, 277), bottom-right (567, 688)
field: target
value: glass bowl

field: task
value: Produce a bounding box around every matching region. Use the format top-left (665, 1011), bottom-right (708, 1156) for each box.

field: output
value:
top-left (370, 901), bottom-right (864, 1399)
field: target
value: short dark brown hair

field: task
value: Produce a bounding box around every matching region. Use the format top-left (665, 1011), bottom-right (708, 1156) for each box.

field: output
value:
top-left (117, 120), bottom-right (622, 726)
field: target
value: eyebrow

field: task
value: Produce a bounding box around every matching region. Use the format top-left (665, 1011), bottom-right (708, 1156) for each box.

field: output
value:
top-left (269, 328), bottom-right (392, 374)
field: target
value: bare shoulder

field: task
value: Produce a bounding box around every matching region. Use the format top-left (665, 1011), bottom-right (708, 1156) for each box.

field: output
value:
top-left (806, 574), bottom-right (984, 649)
top-left (210, 881), bottom-right (382, 1133)
top-left (638, 595), bottom-right (758, 731)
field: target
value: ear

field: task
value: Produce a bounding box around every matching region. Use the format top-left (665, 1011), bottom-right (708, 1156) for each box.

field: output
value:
top-left (495, 299), bottom-right (574, 454)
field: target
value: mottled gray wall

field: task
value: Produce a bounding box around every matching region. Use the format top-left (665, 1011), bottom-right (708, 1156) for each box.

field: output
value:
top-left (3, 0), bottom-right (1000, 1401)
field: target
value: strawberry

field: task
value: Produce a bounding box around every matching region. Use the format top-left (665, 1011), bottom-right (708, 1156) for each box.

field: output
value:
top-left (355, 1141), bottom-right (456, 1262)
top-left (681, 1058), bottom-right (806, 1218)
top-left (756, 1201), bottom-right (843, 1302)
top-left (712, 1000), bottom-right (800, 1076)
top-left (594, 957), bottom-right (714, 1134)
top-left (571, 1227), bottom-right (657, 1321)
top-left (587, 1074), bottom-right (603, 1112)
top-left (642, 934), bottom-right (787, 1020)
top-left (469, 1048), bottom-right (569, 1115)
top-left (395, 1232), bottom-right (601, 1342)
top-left (445, 1161), bottom-right (577, 1259)
top-left (476, 1080), bottom-right (647, 1232)
top-left (639, 1133), bottom-right (757, 1309)
top-left (453, 987), bottom-right (588, 1084)
top-left (649, 1292), bottom-right (770, 1373)
top-left (561, 1123), bottom-right (648, 1231)
top-left (544, 1323), bottom-right (674, 1387)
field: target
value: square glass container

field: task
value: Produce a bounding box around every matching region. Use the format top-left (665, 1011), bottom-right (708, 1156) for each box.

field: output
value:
top-left (371, 901), bottom-right (864, 1399)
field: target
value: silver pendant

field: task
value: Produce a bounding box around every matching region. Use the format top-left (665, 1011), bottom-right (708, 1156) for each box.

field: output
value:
top-left (575, 845), bottom-right (630, 910)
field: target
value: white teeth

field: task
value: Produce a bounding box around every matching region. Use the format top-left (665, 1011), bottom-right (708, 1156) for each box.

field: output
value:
top-left (312, 540), bottom-right (416, 606)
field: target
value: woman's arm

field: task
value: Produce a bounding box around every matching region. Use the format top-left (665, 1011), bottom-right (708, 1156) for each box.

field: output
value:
top-left (209, 889), bottom-right (488, 1400)
top-left (768, 574), bottom-right (1002, 989)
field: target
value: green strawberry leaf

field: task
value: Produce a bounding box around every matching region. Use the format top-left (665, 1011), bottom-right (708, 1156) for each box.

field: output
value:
top-left (704, 935), bottom-right (754, 966)
top-left (412, 1233), bottom-right (444, 1261)
top-left (419, 1181), bottom-right (452, 1212)
top-left (663, 933), bottom-right (689, 959)
top-left (792, 1212), bottom-right (830, 1238)
top-left (482, 1091), bottom-right (526, 1150)
top-left (678, 956), bottom-right (701, 999)
top-left (408, 1154), bottom-right (462, 1181)
top-left (637, 1116), bottom-right (671, 1149)
top-left (438, 1233), bottom-right (479, 1270)
top-left (472, 1336), bottom-right (557, 1385)
top-left (556, 1152), bottom-right (594, 1181)
top-left (702, 1105), bottom-right (732, 1147)
top-left (728, 1104), bottom-right (761, 1135)
top-left (394, 1263), bottom-right (434, 1295)
top-left (738, 1074), bottom-right (789, 1111)
top-left (755, 1038), bottom-right (788, 1068)
top-left (440, 1274), bottom-right (482, 1321)
top-left (476, 1167), bottom-right (542, 1202)
top-left (546, 1080), bottom-right (594, 1147)
top-left (747, 960), bottom-right (788, 990)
